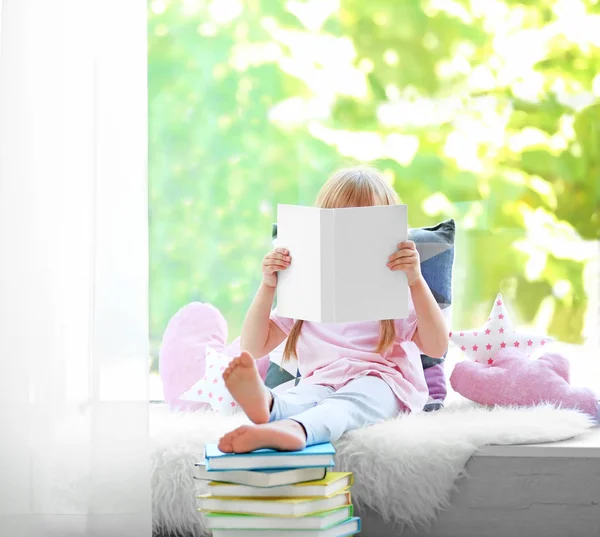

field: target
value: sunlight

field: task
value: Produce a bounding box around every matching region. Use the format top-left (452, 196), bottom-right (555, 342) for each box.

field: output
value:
top-left (208, 0), bottom-right (243, 25)
top-left (383, 49), bottom-right (399, 67)
top-left (462, 202), bottom-right (485, 230)
top-left (443, 130), bottom-right (483, 173)
top-left (552, 0), bottom-right (600, 49)
top-left (514, 206), bottom-right (597, 264)
top-left (182, 0), bottom-right (202, 16)
top-left (268, 26), bottom-right (367, 100)
top-left (150, 0), bottom-right (167, 16)
top-left (507, 126), bottom-right (551, 153)
top-left (286, 0), bottom-right (339, 31)
top-left (383, 134), bottom-right (419, 166)
top-left (593, 74), bottom-right (600, 96)
top-left (424, 0), bottom-right (473, 23)
top-left (268, 96), bottom-right (332, 125)
top-left (308, 124), bottom-right (419, 165)
top-left (422, 193), bottom-right (457, 219)
top-left (511, 71), bottom-right (546, 103)
top-left (230, 42), bottom-right (283, 71)
top-left (377, 96), bottom-right (458, 128)
top-left (582, 254), bottom-right (599, 340)
top-left (528, 176), bottom-right (557, 210)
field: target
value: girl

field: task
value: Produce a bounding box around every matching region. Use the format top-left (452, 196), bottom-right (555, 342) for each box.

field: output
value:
top-left (219, 167), bottom-right (448, 454)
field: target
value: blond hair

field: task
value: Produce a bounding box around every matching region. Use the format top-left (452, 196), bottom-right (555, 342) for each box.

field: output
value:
top-left (282, 167), bottom-right (399, 362)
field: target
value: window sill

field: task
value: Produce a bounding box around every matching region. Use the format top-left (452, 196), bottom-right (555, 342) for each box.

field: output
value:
top-left (476, 425), bottom-right (600, 458)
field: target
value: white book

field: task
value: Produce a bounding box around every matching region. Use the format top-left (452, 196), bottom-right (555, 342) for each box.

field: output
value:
top-left (211, 517), bottom-right (361, 537)
top-left (194, 464), bottom-right (327, 488)
top-left (276, 204), bottom-right (408, 322)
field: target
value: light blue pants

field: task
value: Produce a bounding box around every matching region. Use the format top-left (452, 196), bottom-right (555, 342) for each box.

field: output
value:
top-left (268, 376), bottom-right (402, 446)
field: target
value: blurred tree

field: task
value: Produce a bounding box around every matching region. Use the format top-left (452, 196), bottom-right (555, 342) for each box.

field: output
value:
top-left (148, 0), bottom-right (599, 370)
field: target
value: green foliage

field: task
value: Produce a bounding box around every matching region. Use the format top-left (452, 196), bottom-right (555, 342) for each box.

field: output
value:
top-left (148, 0), bottom-right (599, 369)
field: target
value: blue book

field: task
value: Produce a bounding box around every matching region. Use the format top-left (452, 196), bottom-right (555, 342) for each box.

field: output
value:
top-left (204, 443), bottom-right (336, 471)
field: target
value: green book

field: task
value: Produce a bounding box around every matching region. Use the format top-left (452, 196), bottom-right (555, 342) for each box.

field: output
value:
top-left (197, 490), bottom-right (351, 517)
top-left (205, 506), bottom-right (354, 530)
top-left (211, 516), bottom-right (361, 537)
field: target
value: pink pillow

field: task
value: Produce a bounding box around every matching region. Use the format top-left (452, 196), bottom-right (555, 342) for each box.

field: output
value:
top-left (450, 348), bottom-right (599, 418)
top-left (158, 302), bottom-right (269, 411)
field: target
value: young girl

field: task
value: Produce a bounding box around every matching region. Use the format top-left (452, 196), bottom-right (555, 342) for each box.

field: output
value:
top-left (218, 167), bottom-right (448, 454)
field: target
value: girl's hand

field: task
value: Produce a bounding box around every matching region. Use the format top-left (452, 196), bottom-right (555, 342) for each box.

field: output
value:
top-left (387, 240), bottom-right (422, 286)
top-left (262, 247), bottom-right (291, 288)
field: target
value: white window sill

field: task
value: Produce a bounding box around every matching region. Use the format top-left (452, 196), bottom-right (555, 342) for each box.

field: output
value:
top-left (476, 425), bottom-right (600, 458)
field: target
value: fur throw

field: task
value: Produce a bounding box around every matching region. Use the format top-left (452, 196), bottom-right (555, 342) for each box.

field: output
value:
top-left (150, 403), bottom-right (593, 536)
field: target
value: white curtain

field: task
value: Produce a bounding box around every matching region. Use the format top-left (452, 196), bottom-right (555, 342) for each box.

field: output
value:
top-left (0, 1), bottom-right (151, 535)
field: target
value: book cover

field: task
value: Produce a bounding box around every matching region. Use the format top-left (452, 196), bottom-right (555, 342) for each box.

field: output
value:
top-left (204, 442), bottom-right (336, 471)
top-left (210, 516), bottom-right (361, 537)
top-left (276, 203), bottom-right (408, 323)
top-left (205, 505), bottom-right (354, 530)
top-left (197, 490), bottom-right (351, 517)
top-left (208, 472), bottom-right (353, 498)
top-left (194, 463), bottom-right (328, 488)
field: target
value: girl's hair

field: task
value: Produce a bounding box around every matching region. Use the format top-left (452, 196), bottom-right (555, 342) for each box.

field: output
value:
top-left (282, 167), bottom-right (400, 363)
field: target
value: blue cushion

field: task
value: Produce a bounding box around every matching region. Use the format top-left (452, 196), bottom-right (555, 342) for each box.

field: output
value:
top-left (265, 361), bottom-right (300, 390)
top-left (409, 219), bottom-right (455, 369)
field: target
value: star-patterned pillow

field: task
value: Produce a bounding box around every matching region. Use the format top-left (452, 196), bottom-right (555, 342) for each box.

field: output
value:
top-left (449, 293), bottom-right (554, 364)
top-left (179, 347), bottom-right (241, 415)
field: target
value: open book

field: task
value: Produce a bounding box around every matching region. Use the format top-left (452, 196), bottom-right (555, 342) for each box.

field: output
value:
top-left (275, 204), bottom-right (408, 323)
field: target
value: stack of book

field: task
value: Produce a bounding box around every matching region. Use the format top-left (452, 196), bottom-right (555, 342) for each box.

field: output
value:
top-left (195, 443), bottom-right (361, 537)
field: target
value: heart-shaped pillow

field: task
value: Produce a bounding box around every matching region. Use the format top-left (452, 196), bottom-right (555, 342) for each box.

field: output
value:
top-left (158, 302), bottom-right (270, 411)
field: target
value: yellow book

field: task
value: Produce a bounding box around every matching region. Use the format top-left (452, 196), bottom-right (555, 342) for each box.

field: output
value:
top-left (207, 472), bottom-right (353, 498)
top-left (197, 490), bottom-right (352, 517)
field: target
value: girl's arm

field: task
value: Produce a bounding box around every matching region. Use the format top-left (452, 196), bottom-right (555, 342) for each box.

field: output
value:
top-left (240, 247), bottom-right (290, 357)
top-left (388, 240), bottom-right (449, 358)
top-left (409, 277), bottom-right (448, 358)
top-left (240, 282), bottom-right (286, 358)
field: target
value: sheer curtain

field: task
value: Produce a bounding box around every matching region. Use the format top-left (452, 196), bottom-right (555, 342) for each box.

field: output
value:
top-left (0, 1), bottom-right (151, 536)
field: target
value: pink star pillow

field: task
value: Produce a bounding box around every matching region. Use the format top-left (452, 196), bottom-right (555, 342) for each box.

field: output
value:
top-left (450, 349), bottom-right (599, 419)
top-left (449, 293), bottom-right (553, 364)
top-left (179, 347), bottom-right (241, 415)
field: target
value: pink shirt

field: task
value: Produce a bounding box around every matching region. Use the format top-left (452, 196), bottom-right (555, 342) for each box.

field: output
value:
top-left (270, 293), bottom-right (429, 413)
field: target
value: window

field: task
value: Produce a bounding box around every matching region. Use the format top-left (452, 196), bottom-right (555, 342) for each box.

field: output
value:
top-left (148, 0), bottom-right (600, 401)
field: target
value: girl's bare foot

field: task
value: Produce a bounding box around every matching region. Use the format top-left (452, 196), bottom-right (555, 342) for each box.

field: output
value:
top-left (218, 420), bottom-right (307, 454)
top-left (222, 351), bottom-right (272, 424)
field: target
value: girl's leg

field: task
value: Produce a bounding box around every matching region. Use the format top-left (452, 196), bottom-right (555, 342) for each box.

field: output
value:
top-left (219, 376), bottom-right (402, 453)
top-left (290, 375), bottom-right (402, 445)
top-left (218, 382), bottom-right (331, 453)
top-left (269, 383), bottom-right (333, 422)
top-left (223, 351), bottom-right (332, 424)
top-left (223, 351), bottom-right (272, 424)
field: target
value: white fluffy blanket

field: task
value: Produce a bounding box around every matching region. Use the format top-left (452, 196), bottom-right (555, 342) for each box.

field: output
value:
top-left (150, 403), bottom-right (593, 536)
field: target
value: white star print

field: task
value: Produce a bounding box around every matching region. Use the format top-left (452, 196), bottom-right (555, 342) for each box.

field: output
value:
top-left (450, 293), bottom-right (554, 364)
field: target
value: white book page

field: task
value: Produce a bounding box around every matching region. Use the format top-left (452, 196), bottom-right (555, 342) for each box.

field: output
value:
top-left (275, 205), bottom-right (322, 322)
top-left (332, 205), bottom-right (408, 322)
